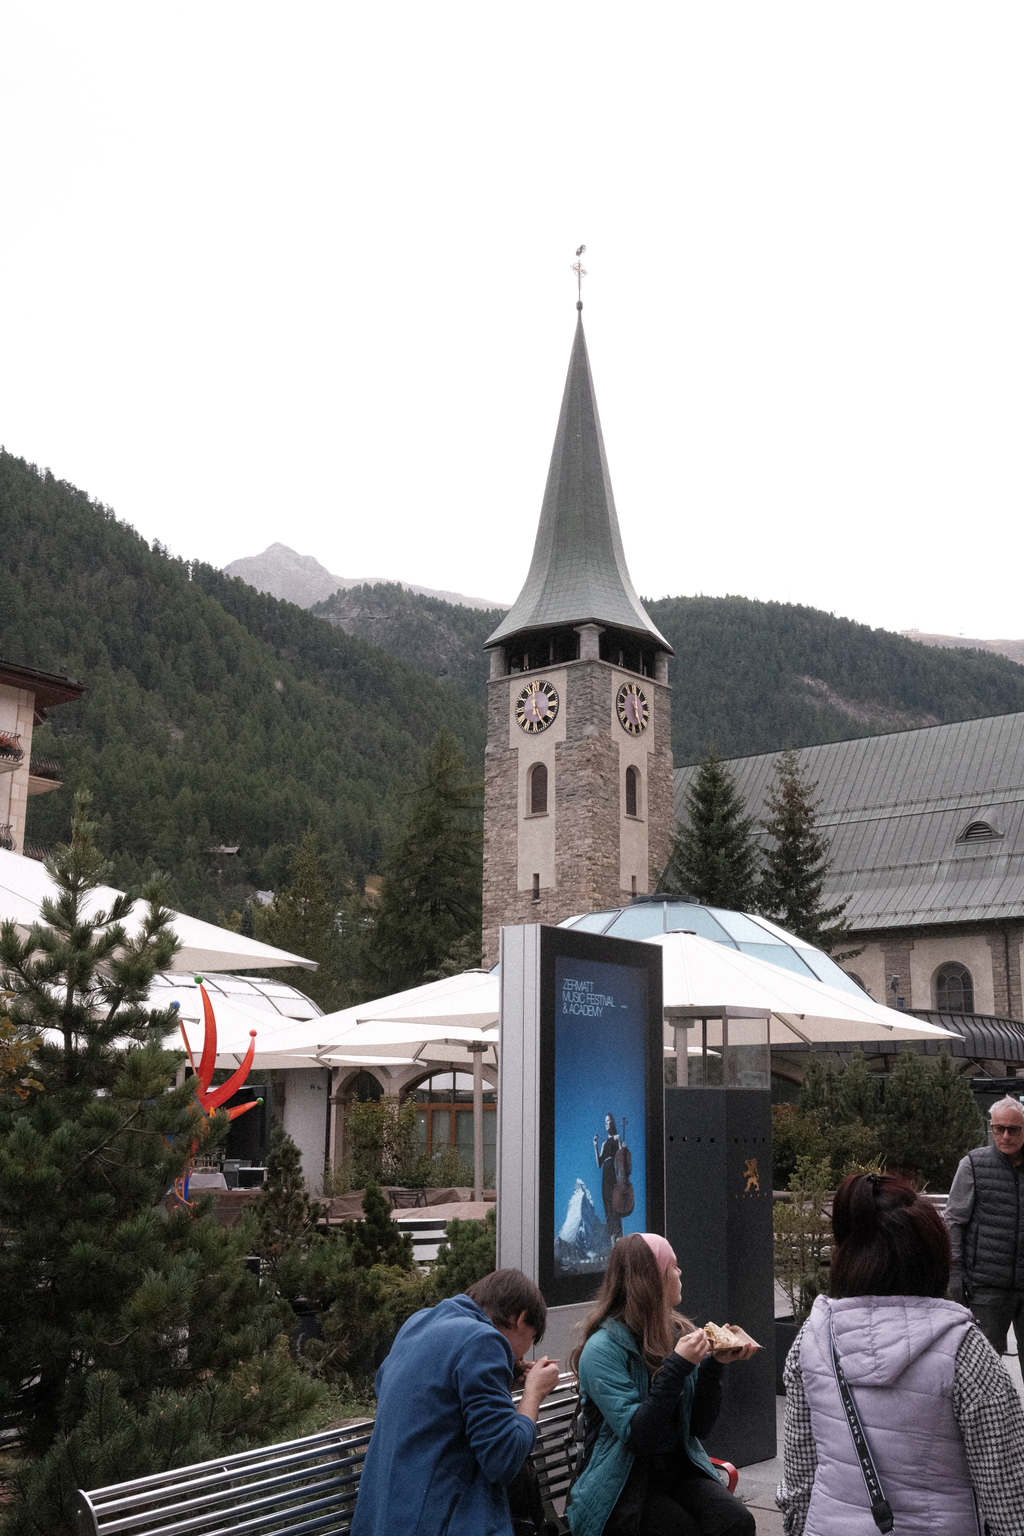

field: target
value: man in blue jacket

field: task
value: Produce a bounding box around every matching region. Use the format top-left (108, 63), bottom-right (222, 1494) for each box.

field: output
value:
top-left (351, 1269), bottom-right (561, 1536)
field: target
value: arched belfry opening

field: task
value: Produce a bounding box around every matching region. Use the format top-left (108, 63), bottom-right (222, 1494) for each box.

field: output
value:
top-left (481, 305), bottom-right (675, 964)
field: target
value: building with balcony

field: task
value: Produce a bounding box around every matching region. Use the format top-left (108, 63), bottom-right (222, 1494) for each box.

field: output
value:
top-left (0, 660), bottom-right (84, 856)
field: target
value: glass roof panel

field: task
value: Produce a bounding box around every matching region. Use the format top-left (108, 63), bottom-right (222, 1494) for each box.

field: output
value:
top-left (741, 913), bottom-right (817, 949)
top-left (563, 911), bottom-right (618, 933)
top-left (663, 906), bottom-right (735, 944)
top-left (736, 943), bottom-right (818, 978)
top-left (708, 908), bottom-right (786, 943)
top-left (797, 951), bottom-right (870, 995)
top-left (558, 904), bottom-right (858, 993)
top-left (604, 906), bottom-right (670, 940)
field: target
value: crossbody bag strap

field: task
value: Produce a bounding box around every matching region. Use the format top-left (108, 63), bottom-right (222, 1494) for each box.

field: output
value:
top-left (828, 1316), bottom-right (894, 1534)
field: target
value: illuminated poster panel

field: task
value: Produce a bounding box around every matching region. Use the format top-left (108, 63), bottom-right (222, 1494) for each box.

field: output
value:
top-left (538, 926), bottom-right (664, 1308)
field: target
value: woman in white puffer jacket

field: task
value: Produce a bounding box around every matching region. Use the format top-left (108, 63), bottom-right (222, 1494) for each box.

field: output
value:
top-left (777, 1172), bottom-right (1024, 1536)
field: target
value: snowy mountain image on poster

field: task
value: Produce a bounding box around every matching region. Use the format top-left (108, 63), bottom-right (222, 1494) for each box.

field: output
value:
top-left (553, 955), bottom-right (647, 1277)
top-left (555, 1178), bottom-right (612, 1273)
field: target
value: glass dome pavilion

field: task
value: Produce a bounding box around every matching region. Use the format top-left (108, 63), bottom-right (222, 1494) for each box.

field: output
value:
top-left (557, 897), bottom-right (865, 997)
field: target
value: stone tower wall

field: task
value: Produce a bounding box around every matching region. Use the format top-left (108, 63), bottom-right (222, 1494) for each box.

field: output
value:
top-left (482, 659), bottom-right (674, 965)
top-left (645, 677), bottom-right (674, 887)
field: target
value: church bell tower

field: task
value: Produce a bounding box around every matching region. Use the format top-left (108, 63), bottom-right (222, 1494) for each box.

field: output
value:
top-left (481, 303), bottom-right (675, 965)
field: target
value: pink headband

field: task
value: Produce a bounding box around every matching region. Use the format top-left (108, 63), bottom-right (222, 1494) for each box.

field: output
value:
top-left (639, 1233), bottom-right (675, 1274)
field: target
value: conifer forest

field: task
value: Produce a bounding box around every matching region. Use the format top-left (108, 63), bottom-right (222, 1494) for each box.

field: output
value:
top-left (4, 446), bottom-right (1024, 924)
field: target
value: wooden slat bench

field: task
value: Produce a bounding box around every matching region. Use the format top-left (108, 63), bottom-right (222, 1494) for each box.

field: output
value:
top-left (75, 1373), bottom-right (738, 1536)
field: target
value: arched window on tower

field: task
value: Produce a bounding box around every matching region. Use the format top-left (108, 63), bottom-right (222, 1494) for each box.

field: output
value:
top-left (530, 762), bottom-right (548, 815)
top-left (625, 765), bottom-right (640, 818)
top-left (935, 962), bottom-right (974, 1013)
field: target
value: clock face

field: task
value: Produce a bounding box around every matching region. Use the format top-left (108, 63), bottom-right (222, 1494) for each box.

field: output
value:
top-left (516, 679), bottom-right (559, 733)
top-left (616, 681), bottom-right (649, 735)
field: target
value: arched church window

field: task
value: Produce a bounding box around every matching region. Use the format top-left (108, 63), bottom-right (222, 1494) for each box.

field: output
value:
top-left (625, 765), bottom-right (639, 818)
top-left (350, 1070), bottom-right (384, 1103)
top-left (411, 1072), bottom-right (497, 1185)
top-left (530, 763), bottom-right (548, 815)
top-left (935, 962), bottom-right (974, 1013)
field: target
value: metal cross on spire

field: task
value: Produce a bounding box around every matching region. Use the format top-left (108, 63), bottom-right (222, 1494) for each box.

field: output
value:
top-left (572, 244), bottom-right (587, 310)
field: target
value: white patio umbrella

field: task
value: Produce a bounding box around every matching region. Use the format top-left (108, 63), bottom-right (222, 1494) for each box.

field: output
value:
top-left (648, 931), bottom-right (960, 1046)
top-left (347, 969), bottom-right (499, 1033)
top-left (0, 847), bottom-right (317, 972)
top-left (647, 930), bottom-right (959, 1084)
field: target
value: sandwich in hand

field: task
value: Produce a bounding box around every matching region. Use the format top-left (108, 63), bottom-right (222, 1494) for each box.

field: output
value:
top-left (703, 1321), bottom-right (744, 1350)
top-left (702, 1322), bottom-right (760, 1357)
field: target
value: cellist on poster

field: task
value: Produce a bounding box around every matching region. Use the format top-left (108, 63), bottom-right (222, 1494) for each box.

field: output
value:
top-left (594, 1112), bottom-right (634, 1245)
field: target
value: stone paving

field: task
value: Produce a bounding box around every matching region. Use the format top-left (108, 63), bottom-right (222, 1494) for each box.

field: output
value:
top-left (734, 1326), bottom-right (1024, 1533)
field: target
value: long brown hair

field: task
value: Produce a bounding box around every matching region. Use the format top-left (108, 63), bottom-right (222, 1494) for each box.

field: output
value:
top-left (568, 1234), bottom-right (692, 1377)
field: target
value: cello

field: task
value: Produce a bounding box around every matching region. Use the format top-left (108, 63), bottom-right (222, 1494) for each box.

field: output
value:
top-left (612, 1114), bottom-right (635, 1217)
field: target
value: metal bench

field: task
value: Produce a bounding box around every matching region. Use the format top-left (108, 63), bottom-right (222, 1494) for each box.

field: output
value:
top-left (74, 1374), bottom-right (738, 1536)
top-left (74, 1423), bottom-right (373, 1536)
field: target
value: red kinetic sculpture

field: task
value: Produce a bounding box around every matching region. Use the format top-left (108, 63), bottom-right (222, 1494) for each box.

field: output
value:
top-left (172, 977), bottom-right (260, 1209)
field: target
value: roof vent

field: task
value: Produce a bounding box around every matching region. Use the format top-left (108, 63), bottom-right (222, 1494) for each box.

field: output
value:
top-left (958, 820), bottom-right (1002, 844)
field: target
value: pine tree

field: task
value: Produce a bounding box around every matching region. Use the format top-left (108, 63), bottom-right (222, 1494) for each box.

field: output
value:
top-left (798, 1055), bottom-right (840, 1117)
top-left (253, 831), bottom-right (351, 1012)
top-left (836, 1050), bottom-right (883, 1126)
top-left (361, 731), bottom-right (482, 995)
top-left (254, 1128), bottom-right (325, 1283)
top-left (878, 1048), bottom-right (983, 1190)
top-left (342, 1182), bottom-right (414, 1270)
top-left (0, 796), bottom-right (324, 1532)
top-left (304, 1184), bottom-right (428, 1382)
top-left (757, 749), bottom-right (855, 954)
top-left (662, 749), bottom-right (759, 910)
top-left (430, 1208), bottom-right (497, 1299)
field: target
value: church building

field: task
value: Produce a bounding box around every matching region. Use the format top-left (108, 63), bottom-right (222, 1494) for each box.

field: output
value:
top-left (675, 715), bottom-right (1024, 1078)
top-left (482, 308), bottom-right (675, 964)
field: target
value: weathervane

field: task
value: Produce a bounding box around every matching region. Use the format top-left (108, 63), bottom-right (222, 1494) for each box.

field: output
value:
top-left (572, 244), bottom-right (587, 310)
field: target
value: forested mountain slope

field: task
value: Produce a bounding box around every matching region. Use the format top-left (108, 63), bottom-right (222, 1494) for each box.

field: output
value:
top-left (647, 595), bottom-right (1024, 762)
top-left (313, 584), bottom-right (503, 704)
top-left (5, 446), bottom-right (1023, 928)
top-left (314, 581), bottom-right (1024, 764)
top-left (0, 452), bottom-right (486, 919)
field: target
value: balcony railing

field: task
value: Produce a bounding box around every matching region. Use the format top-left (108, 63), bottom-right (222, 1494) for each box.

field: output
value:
top-left (0, 823), bottom-right (13, 852)
top-left (23, 841), bottom-right (51, 862)
top-left (0, 733), bottom-right (24, 768)
top-left (28, 754), bottom-right (63, 782)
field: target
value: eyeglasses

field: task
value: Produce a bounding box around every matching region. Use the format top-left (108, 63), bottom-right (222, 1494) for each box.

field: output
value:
top-left (991, 1124), bottom-right (1024, 1137)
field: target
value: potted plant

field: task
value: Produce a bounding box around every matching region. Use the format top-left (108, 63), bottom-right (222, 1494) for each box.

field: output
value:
top-left (773, 1156), bottom-right (833, 1393)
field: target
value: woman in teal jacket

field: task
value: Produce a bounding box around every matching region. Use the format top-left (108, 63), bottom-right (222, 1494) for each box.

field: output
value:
top-left (567, 1234), bottom-right (755, 1536)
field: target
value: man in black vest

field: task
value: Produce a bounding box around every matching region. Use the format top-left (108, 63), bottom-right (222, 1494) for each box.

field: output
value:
top-left (945, 1095), bottom-right (1024, 1354)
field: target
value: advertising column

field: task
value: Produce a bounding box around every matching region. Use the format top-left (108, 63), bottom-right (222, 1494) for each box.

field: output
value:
top-left (498, 924), bottom-right (664, 1362)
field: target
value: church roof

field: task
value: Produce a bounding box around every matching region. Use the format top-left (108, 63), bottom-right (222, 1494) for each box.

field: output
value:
top-left (673, 712), bottom-right (1024, 931)
top-left (486, 314), bottom-right (672, 652)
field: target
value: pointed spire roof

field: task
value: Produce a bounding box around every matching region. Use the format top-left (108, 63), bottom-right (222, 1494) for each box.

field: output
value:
top-left (486, 313), bottom-right (672, 653)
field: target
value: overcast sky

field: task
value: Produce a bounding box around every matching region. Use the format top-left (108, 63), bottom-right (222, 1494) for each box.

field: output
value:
top-left (2, 5), bottom-right (1021, 639)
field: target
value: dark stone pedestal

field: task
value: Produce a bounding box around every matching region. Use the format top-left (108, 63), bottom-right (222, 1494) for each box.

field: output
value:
top-left (664, 1087), bottom-right (776, 1467)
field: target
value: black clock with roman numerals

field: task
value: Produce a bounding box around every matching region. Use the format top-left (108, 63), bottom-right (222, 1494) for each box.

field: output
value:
top-left (616, 681), bottom-right (649, 735)
top-left (516, 679), bottom-right (559, 733)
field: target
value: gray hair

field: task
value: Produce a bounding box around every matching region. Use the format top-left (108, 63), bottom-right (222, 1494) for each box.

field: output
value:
top-left (989, 1096), bottom-right (1024, 1125)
